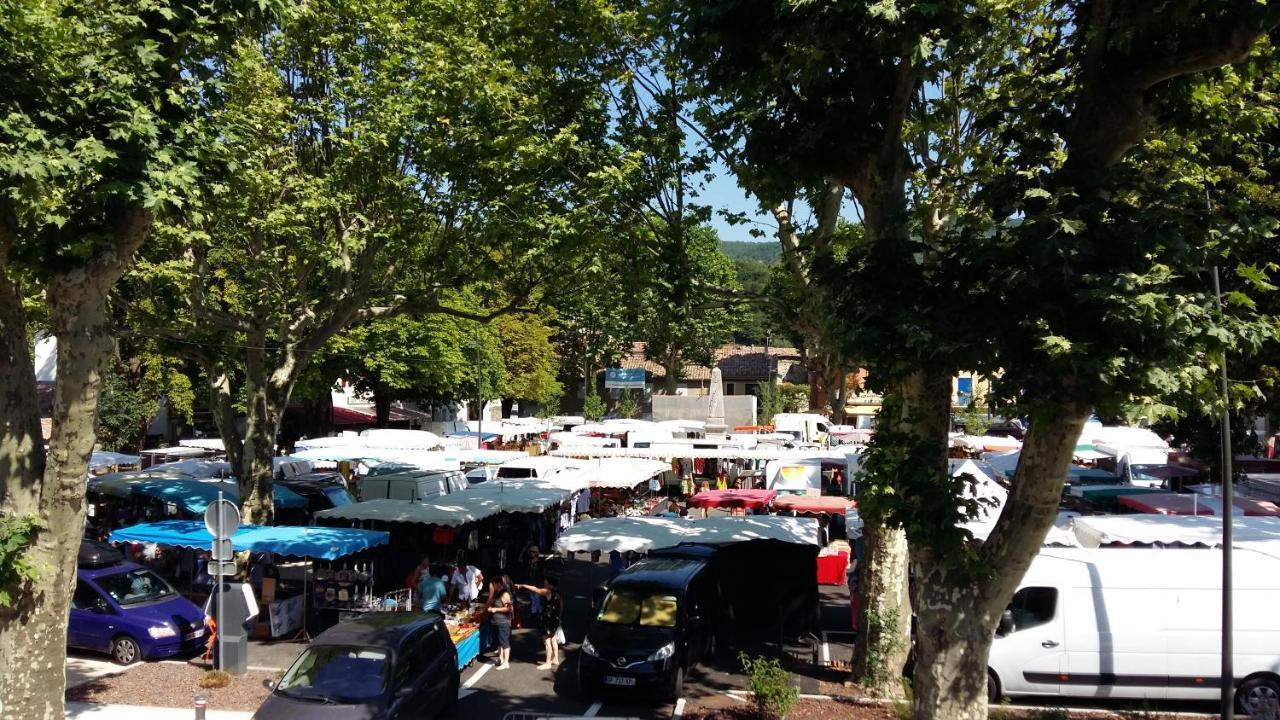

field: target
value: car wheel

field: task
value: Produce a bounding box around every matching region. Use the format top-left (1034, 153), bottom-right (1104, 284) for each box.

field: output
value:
top-left (111, 636), bottom-right (140, 665)
top-left (986, 669), bottom-right (1001, 704)
top-left (667, 666), bottom-right (685, 703)
top-left (1237, 676), bottom-right (1280, 715)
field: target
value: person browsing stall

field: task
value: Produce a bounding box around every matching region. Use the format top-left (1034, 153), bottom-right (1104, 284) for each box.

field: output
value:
top-left (417, 568), bottom-right (448, 612)
top-left (486, 578), bottom-right (514, 670)
top-left (515, 576), bottom-right (562, 670)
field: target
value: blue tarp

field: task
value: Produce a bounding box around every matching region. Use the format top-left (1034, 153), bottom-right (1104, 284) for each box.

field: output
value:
top-left (985, 451), bottom-right (1117, 483)
top-left (110, 520), bottom-right (389, 560)
top-left (90, 476), bottom-right (307, 514)
top-left (447, 431), bottom-right (500, 440)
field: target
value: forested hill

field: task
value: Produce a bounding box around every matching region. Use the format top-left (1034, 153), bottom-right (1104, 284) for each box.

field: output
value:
top-left (719, 240), bottom-right (778, 264)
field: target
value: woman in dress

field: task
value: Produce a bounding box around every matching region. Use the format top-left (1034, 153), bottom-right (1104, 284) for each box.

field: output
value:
top-left (516, 576), bottom-right (562, 669)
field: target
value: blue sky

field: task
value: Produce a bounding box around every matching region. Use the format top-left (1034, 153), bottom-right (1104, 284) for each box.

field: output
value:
top-left (700, 161), bottom-right (775, 243)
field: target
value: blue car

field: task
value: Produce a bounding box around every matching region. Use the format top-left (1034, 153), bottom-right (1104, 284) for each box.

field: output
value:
top-left (69, 542), bottom-right (207, 665)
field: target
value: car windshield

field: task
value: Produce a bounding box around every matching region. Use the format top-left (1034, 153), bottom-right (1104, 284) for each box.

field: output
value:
top-left (276, 645), bottom-right (389, 702)
top-left (94, 568), bottom-right (175, 606)
top-left (596, 590), bottom-right (678, 628)
top-left (322, 487), bottom-right (354, 507)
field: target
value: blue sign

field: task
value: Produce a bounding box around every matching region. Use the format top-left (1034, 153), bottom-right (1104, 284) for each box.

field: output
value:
top-left (605, 368), bottom-right (646, 389)
top-left (956, 376), bottom-right (974, 405)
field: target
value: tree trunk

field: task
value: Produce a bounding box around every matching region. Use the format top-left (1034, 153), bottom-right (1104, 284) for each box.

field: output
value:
top-left (853, 521), bottom-right (911, 697)
top-left (374, 388), bottom-right (391, 428)
top-left (830, 365), bottom-right (848, 424)
top-left (501, 398), bottom-right (514, 419)
top-left (910, 400), bottom-right (1090, 720)
top-left (0, 206), bottom-right (151, 719)
top-left (664, 348), bottom-right (680, 395)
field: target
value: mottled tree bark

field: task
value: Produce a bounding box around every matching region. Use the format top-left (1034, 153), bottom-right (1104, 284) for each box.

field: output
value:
top-left (0, 205), bottom-right (151, 720)
top-left (911, 402), bottom-right (1089, 720)
top-left (853, 521), bottom-right (911, 696)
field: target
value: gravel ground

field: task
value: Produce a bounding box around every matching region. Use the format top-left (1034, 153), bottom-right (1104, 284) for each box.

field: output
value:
top-left (683, 697), bottom-right (900, 720)
top-left (66, 661), bottom-right (275, 712)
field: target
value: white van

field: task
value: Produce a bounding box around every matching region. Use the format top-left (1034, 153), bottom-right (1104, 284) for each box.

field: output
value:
top-left (988, 547), bottom-right (1280, 713)
top-left (772, 413), bottom-right (832, 444)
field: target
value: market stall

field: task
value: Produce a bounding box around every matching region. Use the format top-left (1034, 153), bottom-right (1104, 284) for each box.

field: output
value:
top-left (686, 488), bottom-right (777, 512)
top-left (552, 515), bottom-right (819, 554)
top-left (109, 520), bottom-right (390, 639)
top-left (1069, 514), bottom-right (1280, 548)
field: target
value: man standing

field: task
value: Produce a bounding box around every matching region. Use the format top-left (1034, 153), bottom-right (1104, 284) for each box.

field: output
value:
top-left (418, 567), bottom-right (448, 612)
top-left (449, 564), bottom-right (483, 606)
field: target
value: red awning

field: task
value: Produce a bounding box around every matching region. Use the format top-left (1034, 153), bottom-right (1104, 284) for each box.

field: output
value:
top-left (687, 489), bottom-right (777, 509)
top-left (1118, 493), bottom-right (1214, 516)
top-left (773, 495), bottom-right (854, 515)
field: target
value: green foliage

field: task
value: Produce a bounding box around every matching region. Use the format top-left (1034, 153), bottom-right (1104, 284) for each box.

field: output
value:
top-left (0, 515), bottom-right (41, 609)
top-left (638, 226), bottom-right (741, 380)
top-left (860, 606), bottom-right (901, 692)
top-left (497, 315), bottom-right (563, 407)
top-left (738, 652), bottom-right (798, 720)
top-left (96, 363), bottom-right (157, 453)
top-left (616, 389), bottom-right (641, 419)
top-left (583, 383), bottom-right (606, 422)
top-left (720, 241), bottom-right (780, 265)
top-left (953, 404), bottom-right (992, 437)
top-left (757, 383), bottom-right (785, 426)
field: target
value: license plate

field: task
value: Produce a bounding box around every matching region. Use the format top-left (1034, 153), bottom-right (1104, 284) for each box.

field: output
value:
top-left (603, 676), bottom-right (635, 687)
top-left (184, 629), bottom-right (205, 640)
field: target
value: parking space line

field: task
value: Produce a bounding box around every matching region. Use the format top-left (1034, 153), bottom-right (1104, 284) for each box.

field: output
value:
top-left (672, 698), bottom-right (686, 719)
top-left (462, 662), bottom-right (492, 689)
top-left (584, 700), bottom-right (603, 716)
top-left (821, 631), bottom-right (830, 665)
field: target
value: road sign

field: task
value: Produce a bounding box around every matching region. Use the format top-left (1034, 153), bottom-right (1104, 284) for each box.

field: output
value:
top-left (605, 368), bottom-right (645, 389)
top-left (204, 498), bottom-right (240, 538)
top-left (210, 561), bottom-right (237, 577)
top-left (210, 538), bottom-right (234, 562)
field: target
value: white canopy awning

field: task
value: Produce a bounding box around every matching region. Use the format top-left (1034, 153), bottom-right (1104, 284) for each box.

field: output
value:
top-left (1071, 514), bottom-right (1280, 548)
top-left (178, 438), bottom-right (226, 452)
top-left (550, 446), bottom-right (859, 461)
top-left (552, 515), bottom-right (820, 554)
top-left (140, 446), bottom-right (210, 458)
top-left (579, 458), bottom-right (670, 489)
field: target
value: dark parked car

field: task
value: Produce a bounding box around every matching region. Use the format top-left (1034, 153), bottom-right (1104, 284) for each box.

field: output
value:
top-left (578, 556), bottom-right (718, 702)
top-left (69, 541), bottom-right (207, 665)
top-left (256, 612), bottom-right (458, 720)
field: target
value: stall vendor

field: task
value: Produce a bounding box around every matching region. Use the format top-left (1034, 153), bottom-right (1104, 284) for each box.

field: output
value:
top-left (449, 564), bottom-right (483, 606)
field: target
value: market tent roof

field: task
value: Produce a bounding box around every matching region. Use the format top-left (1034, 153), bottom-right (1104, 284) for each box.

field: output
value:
top-left (1117, 492), bottom-right (1214, 516)
top-left (550, 446), bottom-right (858, 461)
top-left (552, 515), bottom-right (820, 554)
top-left (109, 520), bottom-right (388, 560)
top-left (687, 489), bottom-right (777, 509)
top-left (178, 438), bottom-right (226, 452)
top-left (316, 498), bottom-right (498, 527)
top-left (447, 430), bottom-right (501, 440)
top-left (579, 458), bottom-right (670, 489)
top-left (1073, 448), bottom-right (1112, 461)
top-left (89, 451), bottom-right (141, 469)
top-left (951, 459), bottom-right (1007, 521)
top-left (452, 449), bottom-right (529, 465)
top-left (463, 479), bottom-right (583, 506)
top-left (145, 459), bottom-right (232, 479)
top-left (550, 433), bottom-right (621, 448)
top-left (90, 476), bottom-right (306, 513)
top-left (773, 495), bottom-right (854, 515)
top-left (1067, 484), bottom-right (1167, 501)
top-left (966, 512), bottom-right (1083, 547)
top-left (1131, 463), bottom-right (1201, 480)
top-left (139, 446), bottom-right (209, 458)
top-left (1071, 514), bottom-right (1280, 548)
top-left (983, 451), bottom-right (1116, 483)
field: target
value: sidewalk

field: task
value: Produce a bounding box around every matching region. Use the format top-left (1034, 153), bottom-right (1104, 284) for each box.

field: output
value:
top-left (67, 702), bottom-right (251, 720)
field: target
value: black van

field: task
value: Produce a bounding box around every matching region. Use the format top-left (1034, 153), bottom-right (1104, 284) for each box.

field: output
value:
top-left (578, 556), bottom-right (718, 701)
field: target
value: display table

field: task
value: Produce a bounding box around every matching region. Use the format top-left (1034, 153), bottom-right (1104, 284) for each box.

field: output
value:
top-left (445, 608), bottom-right (486, 670)
top-left (816, 551), bottom-right (848, 585)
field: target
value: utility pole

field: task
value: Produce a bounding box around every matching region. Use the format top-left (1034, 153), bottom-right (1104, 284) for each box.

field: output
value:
top-left (474, 330), bottom-right (483, 450)
top-left (1214, 265), bottom-right (1234, 720)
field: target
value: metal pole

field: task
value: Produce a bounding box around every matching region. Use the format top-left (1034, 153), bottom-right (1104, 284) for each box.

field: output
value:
top-left (216, 491), bottom-right (224, 672)
top-left (1213, 266), bottom-right (1234, 720)
top-left (475, 332), bottom-right (482, 451)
